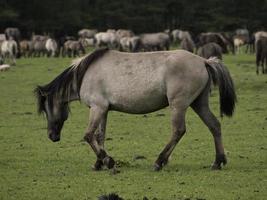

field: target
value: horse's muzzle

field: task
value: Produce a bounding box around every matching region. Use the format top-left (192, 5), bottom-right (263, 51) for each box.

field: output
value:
top-left (48, 131), bottom-right (60, 142)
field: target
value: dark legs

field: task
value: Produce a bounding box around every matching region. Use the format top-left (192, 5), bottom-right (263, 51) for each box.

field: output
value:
top-left (84, 106), bottom-right (115, 170)
top-left (154, 105), bottom-right (186, 171)
top-left (191, 88), bottom-right (227, 170)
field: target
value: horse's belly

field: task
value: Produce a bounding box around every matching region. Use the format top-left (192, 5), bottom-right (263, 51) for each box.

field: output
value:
top-left (109, 91), bottom-right (169, 114)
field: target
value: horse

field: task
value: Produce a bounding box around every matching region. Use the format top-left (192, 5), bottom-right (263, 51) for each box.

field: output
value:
top-left (198, 32), bottom-right (234, 54)
top-left (79, 38), bottom-right (95, 48)
top-left (197, 42), bottom-right (223, 60)
top-left (256, 36), bottom-right (267, 74)
top-left (172, 30), bottom-right (193, 43)
top-left (62, 40), bottom-right (85, 57)
top-left (254, 31), bottom-right (267, 51)
top-left (119, 36), bottom-right (141, 52)
top-left (94, 32), bottom-right (119, 49)
top-left (5, 27), bottom-right (21, 58)
top-left (45, 38), bottom-right (58, 57)
top-left (35, 48), bottom-right (236, 172)
top-left (180, 37), bottom-right (195, 53)
top-left (20, 40), bottom-right (31, 57)
top-left (116, 29), bottom-right (134, 39)
top-left (139, 33), bottom-right (170, 51)
top-left (233, 36), bottom-right (246, 54)
top-left (78, 29), bottom-right (98, 39)
top-left (1, 39), bottom-right (18, 65)
top-left (33, 39), bottom-right (47, 57)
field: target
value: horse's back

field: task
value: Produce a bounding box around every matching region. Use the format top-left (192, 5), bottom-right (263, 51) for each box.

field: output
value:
top-left (80, 50), bottom-right (208, 113)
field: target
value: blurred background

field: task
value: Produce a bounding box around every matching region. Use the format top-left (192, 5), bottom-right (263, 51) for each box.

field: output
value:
top-left (1, 0), bottom-right (267, 37)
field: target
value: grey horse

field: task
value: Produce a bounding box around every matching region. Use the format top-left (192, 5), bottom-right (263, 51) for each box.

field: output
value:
top-left (180, 37), bottom-right (195, 53)
top-left (197, 42), bottom-right (223, 60)
top-left (35, 48), bottom-right (236, 172)
top-left (63, 40), bottom-right (85, 57)
top-left (119, 36), bottom-right (141, 52)
top-left (78, 29), bottom-right (98, 39)
top-left (139, 33), bottom-right (170, 51)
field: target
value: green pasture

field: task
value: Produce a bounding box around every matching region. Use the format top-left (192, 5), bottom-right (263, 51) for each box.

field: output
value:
top-left (0, 52), bottom-right (266, 200)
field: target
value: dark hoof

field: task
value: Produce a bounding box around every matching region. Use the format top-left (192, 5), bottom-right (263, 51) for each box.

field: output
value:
top-left (103, 156), bottom-right (115, 169)
top-left (92, 159), bottom-right (104, 171)
top-left (154, 157), bottom-right (168, 171)
top-left (110, 167), bottom-right (120, 175)
top-left (211, 154), bottom-right (227, 170)
top-left (153, 163), bottom-right (162, 171)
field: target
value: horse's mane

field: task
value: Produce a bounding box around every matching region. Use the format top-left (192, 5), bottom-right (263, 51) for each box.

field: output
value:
top-left (34, 47), bottom-right (109, 114)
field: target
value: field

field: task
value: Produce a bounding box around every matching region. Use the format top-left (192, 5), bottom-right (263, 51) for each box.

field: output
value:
top-left (0, 51), bottom-right (266, 200)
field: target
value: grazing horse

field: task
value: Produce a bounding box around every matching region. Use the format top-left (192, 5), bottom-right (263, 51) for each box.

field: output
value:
top-left (62, 40), bottom-right (85, 57)
top-left (180, 37), bottom-right (195, 53)
top-left (1, 39), bottom-right (18, 65)
top-left (256, 36), bottom-right (267, 74)
top-left (198, 32), bottom-right (234, 54)
top-left (197, 42), bottom-right (223, 60)
top-left (35, 48), bottom-right (236, 172)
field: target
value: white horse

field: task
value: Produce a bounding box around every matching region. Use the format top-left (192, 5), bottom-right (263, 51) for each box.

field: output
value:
top-left (1, 39), bottom-right (18, 65)
top-left (94, 32), bottom-right (119, 49)
top-left (233, 36), bottom-right (245, 54)
top-left (45, 38), bottom-right (58, 57)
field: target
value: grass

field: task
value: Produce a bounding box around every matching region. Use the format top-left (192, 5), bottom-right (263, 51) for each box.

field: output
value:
top-left (0, 52), bottom-right (266, 200)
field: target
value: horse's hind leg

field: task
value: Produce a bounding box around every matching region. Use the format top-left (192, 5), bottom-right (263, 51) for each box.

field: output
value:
top-left (154, 105), bottom-right (186, 171)
top-left (84, 106), bottom-right (115, 170)
top-left (93, 112), bottom-right (108, 170)
top-left (191, 88), bottom-right (227, 170)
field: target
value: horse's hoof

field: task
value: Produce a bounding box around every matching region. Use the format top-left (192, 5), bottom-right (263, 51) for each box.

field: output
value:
top-left (92, 160), bottom-right (104, 171)
top-left (153, 163), bottom-right (162, 171)
top-left (211, 163), bottom-right (222, 170)
top-left (109, 167), bottom-right (120, 175)
top-left (211, 154), bottom-right (227, 170)
top-left (103, 156), bottom-right (115, 169)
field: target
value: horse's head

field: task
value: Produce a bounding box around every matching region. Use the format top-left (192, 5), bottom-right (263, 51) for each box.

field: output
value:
top-left (35, 87), bottom-right (69, 142)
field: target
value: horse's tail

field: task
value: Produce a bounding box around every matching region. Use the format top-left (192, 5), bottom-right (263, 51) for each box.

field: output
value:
top-left (205, 57), bottom-right (237, 117)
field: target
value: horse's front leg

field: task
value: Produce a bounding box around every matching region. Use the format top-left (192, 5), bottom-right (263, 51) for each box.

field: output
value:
top-left (84, 106), bottom-right (115, 170)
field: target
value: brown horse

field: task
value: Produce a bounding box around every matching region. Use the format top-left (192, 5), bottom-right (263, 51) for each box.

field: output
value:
top-left (35, 48), bottom-right (236, 172)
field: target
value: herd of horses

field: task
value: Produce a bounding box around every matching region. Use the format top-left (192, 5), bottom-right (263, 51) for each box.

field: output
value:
top-left (0, 27), bottom-right (267, 74)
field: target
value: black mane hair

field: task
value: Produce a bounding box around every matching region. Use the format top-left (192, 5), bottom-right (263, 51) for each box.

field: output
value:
top-left (98, 193), bottom-right (124, 200)
top-left (34, 47), bottom-right (109, 114)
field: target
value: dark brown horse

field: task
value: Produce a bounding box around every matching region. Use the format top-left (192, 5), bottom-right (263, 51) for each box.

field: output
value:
top-left (256, 36), bottom-right (267, 74)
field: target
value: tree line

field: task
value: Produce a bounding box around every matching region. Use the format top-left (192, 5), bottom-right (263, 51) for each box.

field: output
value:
top-left (0, 0), bottom-right (266, 38)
